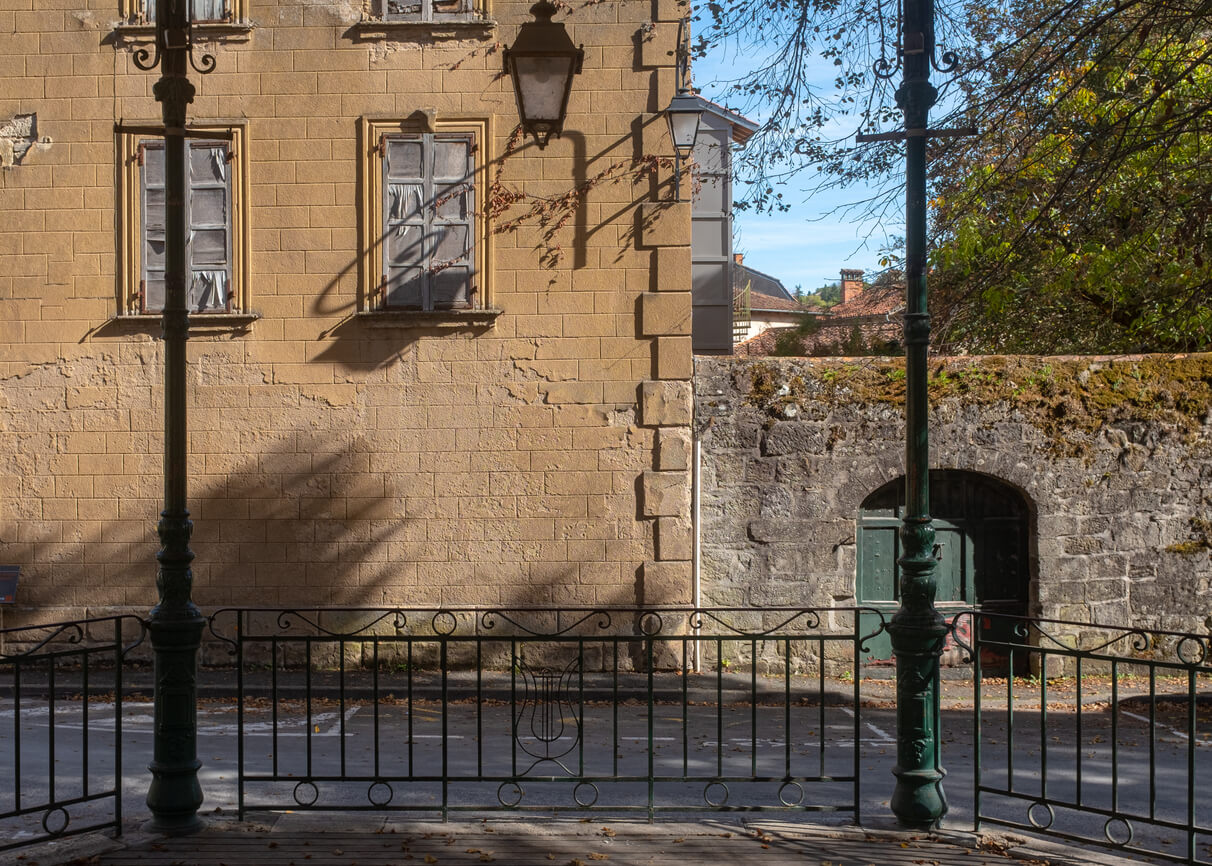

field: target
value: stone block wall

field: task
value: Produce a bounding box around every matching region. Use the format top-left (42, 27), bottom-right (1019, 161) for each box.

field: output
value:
top-left (695, 354), bottom-right (1212, 636)
top-left (0, 0), bottom-right (695, 622)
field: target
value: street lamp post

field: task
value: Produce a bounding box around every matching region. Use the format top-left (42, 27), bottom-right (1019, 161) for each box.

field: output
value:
top-left (130, 0), bottom-right (212, 834)
top-left (854, 0), bottom-right (958, 830)
top-left (887, 0), bottom-right (949, 829)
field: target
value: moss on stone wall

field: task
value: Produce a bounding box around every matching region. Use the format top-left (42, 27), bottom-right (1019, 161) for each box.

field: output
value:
top-left (1167, 516), bottom-right (1212, 555)
top-left (742, 353), bottom-right (1212, 454)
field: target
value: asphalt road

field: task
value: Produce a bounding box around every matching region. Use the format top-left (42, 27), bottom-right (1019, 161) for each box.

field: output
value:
top-left (2, 690), bottom-right (1209, 862)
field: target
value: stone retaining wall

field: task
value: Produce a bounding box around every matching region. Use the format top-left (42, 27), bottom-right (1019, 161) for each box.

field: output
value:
top-left (694, 354), bottom-right (1212, 637)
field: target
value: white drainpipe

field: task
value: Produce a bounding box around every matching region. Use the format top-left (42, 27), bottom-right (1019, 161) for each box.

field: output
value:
top-left (692, 435), bottom-right (702, 673)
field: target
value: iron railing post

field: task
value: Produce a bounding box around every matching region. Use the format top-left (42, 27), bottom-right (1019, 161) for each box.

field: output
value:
top-left (888, 0), bottom-right (948, 829)
top-left (144, 0), bottom-right (205, 834)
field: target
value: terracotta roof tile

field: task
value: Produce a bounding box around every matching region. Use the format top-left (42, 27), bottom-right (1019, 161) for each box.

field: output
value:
top-left (733, 327), bottom-right (789, 356)
top-left (748, 290), bottom-right (813, 313)
top-left (734, 318), bottom-right (902, 357)
top-left (731, 284), bottom-right (906, 357)
top-left (829, 283), bottom-right (904, 318)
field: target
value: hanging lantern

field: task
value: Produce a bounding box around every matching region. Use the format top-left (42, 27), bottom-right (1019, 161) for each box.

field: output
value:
top-left (503, 1), bottom-right (584, 148)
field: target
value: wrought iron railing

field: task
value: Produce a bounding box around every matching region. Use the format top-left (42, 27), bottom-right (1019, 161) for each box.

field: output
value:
top-left (204, 606), bottom-right (886, 821)
top-left (956, 611), bottom-right (1212, 865)
top-left (0, 615), bottom-right (146, 851)
top-left (2, 604), bottom-right (1207, 864)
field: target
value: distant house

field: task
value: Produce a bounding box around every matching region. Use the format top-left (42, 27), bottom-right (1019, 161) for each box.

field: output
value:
top-left (735, 269), bottom-right (905, 357)
top-left (730, 257), bottom-right (821, 344)
top-left (802, 270), bottom-right (904, 355)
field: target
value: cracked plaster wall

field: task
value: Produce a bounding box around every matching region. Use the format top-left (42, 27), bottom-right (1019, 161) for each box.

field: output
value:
top-left (0, 0), bottom-right (697, 626)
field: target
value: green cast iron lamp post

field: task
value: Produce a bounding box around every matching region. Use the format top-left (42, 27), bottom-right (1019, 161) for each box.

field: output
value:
top-left (129, 0), bottom-right (217, 834)
top-left (854, 0), bottom-right (963, 830)
top-left (890, 0), bottom-right (948, 825)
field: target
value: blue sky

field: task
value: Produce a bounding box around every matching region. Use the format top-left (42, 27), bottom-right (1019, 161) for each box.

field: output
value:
top-left (692, 42), bottom-right (903, 292)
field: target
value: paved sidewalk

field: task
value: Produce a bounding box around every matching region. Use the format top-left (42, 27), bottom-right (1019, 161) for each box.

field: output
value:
top-left (30, 815), bottom-right (1158, 866)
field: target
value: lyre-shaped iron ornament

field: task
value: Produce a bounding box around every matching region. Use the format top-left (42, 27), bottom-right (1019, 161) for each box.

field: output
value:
top-left (513, 655), bottom-right (582, 776)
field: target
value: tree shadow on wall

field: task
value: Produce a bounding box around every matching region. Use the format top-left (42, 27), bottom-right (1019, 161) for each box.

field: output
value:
top-left (1, 414), bottom-right (646, 630)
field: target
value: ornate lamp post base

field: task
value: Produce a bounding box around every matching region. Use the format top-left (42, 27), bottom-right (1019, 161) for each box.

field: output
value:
top-left (889, 615), bottom-right (948, 828)
top-left (888, 515), bottom-right (949, 829)
top-left (145, 509), bottom-right (205, 834)
top-left (145, 608), bottom-right (205, 835)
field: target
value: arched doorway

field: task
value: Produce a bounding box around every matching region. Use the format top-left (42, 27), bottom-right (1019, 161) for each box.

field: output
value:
top-left (856, 470), bottom-right (1032, 662)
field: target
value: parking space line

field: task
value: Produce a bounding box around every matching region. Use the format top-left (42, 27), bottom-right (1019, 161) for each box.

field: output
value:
top-left (1121, 710), bottom-right (1212, 747)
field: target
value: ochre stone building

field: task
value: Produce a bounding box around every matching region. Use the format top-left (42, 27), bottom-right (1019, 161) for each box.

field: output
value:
top-left (0, 0), bottom-right (698, 620)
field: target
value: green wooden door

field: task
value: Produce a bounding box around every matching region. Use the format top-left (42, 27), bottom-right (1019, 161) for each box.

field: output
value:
top-left (856, 471), bottom-right (1029, 663)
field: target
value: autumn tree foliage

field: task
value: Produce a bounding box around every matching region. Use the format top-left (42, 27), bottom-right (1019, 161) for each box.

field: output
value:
top-left (695, 0), bottom-right (1212, 352)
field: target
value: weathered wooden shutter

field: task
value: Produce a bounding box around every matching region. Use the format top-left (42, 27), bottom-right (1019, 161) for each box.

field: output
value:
top-left (429, 134), bottom-right (474, 310)
top-left (383, 134), bottom-right (427, 309)
top-left (187, 143), bottom-right (232, 311)
top-left (139, 140), bottom-right (232, 313)
top-left (140, 142), bottom-right (167, 313)
top-left (382, 132), bottom-right (474, 310)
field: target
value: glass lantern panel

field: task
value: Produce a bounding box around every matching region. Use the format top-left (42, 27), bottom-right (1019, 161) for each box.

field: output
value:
top-left (668, 111), bottom-right (701, 153)
top-left (515, 56), bottom-right (573, 122)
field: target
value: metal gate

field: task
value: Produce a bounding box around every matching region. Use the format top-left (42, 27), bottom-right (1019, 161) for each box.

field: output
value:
top-left (0, 615), bottom-right (145, 851)
top-left (960, 611), bottom-right (1211, 865)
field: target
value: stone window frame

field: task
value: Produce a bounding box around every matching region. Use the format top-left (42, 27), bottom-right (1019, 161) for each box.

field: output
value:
top-left (117, 122), bottom-right (254, 323)
top-left (357, 115), bottom-right (499, 327)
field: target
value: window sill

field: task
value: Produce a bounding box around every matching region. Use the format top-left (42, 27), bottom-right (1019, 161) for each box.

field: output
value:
top-left (357, 308), bottom-right (502, 328)
top-left (347, 17), bottom-right (496, 43)
top-left (112, 312), bottom-right (260, 331)
top-left (111, 20), bottom-right (256, 44)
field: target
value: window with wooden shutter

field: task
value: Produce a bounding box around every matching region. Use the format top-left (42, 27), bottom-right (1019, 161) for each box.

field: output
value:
top-left (359, 117), bottom-right (491, 320)
top-left (380, 131), bottom-right (477, 311)
top-left (119, 124), bottom-right (249, 319)
top-left (379, 0), bottom-right (476, 22)
top-left (138, 0), bottom-right (233, 23)
top-left (139, 140), bottom-right (233, 314)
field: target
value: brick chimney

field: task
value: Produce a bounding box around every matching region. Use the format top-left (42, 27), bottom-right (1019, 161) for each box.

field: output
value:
top-left (840, 268), bottom-right (864, 304)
